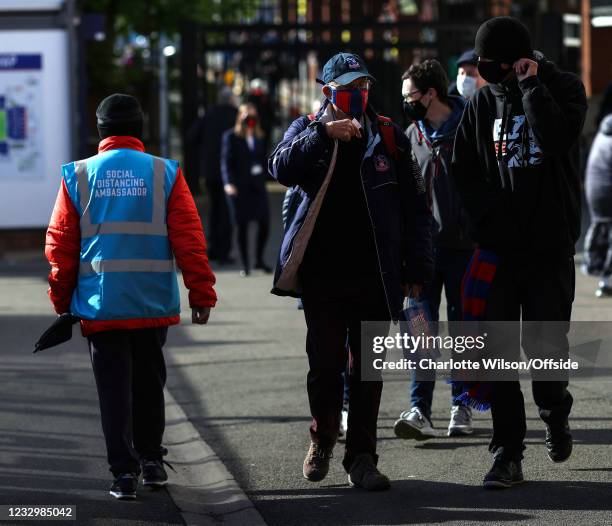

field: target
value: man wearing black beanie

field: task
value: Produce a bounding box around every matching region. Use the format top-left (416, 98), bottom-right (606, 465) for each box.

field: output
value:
top-left (46, 93), bottom-right (217, 499)
top-left (452, 17), bottom-right (587, 489)
top-left (96, 93), bottom-right (144, 139)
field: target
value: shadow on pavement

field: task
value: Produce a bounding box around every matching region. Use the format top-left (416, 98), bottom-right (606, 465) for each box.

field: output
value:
top-left (167, 316), bottom-right (612, 525)
top-left (385, 427), bottom-right (612, 448)
top-left (248, 479), bottom-right (612, 525)
top-left (0, 314), bottom-right (186, 525)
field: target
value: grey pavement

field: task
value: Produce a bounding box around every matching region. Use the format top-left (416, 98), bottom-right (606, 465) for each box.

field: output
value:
top-left (0, 188), bottom-right (611, 525)
top-left (166, 264), bottom-right (612, 526)
top-left (0, 270), bottom-right (186, 526)
top-left (0, 258), bottom-right (268, 526)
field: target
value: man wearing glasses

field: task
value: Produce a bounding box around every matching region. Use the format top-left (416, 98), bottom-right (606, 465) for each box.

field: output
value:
top-left (269, 53), bottom-right (433, 491)
top-left (394, 60), bottom-right (475, 441)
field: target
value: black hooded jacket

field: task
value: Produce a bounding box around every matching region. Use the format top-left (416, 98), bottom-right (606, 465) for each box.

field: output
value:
top-left (452, 52), bottom-right (587, 256)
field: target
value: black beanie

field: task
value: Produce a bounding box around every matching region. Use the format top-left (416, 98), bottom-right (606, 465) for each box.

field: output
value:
top-left (474, 17), bottom-right (532, 63)
top-left (96, 93), bottom-right (144, 140)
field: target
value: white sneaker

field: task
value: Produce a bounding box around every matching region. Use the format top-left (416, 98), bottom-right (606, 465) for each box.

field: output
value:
top-left (448, 405), bottom-right (473, 436)
top-left (338, 408), bottom-right (349, 440)
top-left (393, 407), bottom-right (436, 441)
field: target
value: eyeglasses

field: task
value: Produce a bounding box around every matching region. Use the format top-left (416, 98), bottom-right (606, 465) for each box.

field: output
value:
top-left (402, 89), bottom-right (422, 102)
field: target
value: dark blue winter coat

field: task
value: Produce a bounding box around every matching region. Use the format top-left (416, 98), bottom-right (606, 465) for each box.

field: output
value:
top-left (221, 129), bottom-right (270, 224)
top-left (268, 102), bottom-right (433, 320)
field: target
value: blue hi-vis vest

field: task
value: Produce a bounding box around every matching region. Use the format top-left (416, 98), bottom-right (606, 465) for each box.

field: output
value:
top-left (62, 149), bottom-right (181, 321)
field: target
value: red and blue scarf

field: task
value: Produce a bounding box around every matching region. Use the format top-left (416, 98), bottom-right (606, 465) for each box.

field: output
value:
top-left (452, 248), bottom-right (500, 411)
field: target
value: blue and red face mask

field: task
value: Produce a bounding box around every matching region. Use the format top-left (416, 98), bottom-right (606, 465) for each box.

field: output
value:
top-left (329, 86), bottom-right (369, 119)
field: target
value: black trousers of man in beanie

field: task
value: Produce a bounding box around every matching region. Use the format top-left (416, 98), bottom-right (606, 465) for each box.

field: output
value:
top-left (88, 327), bottom-right (168, 476)
top-left (484, 254), bottom-right (574, 461)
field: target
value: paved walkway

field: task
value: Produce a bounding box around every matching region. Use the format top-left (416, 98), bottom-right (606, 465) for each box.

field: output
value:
top-left (165, 264), bottom-right (612, 526)
top-left (0, 197), bottom-right (610, 525)
top-left (0, 264), bottom-right (263, 525)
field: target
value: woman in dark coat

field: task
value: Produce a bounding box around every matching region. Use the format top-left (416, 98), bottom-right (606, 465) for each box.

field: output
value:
top-left (221, 103), bottom-right (271, 276)
top-left (583, 114), bottom-right (612, 297)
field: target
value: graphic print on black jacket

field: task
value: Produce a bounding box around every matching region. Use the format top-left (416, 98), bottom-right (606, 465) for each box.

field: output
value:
top-left (452, 52), bottom-right (588, 257)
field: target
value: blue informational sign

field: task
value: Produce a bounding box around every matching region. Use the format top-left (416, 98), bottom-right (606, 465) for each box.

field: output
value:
top-left (0, 54), bottom-right (43, 70)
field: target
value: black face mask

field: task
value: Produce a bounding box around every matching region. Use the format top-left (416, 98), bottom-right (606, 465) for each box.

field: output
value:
top-left (403, 99), bottom-right (429, 122)
top-left (477, 61), bottom-right (512, 85)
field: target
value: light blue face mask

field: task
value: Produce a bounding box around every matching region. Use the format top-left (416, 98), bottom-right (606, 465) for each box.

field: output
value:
top-left (457, 74), bottom-right (477, 99)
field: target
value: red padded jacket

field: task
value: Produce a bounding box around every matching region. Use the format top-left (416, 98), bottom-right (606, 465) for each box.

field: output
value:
top-left (45, 136), bottom-right (217, 336)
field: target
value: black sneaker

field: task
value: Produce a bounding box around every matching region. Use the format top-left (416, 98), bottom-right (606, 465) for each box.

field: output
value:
top-left (546, 421), bottom-right (573, 463)
top-left (255, 261), bottom-right (273, 274)
top-left (595, 285), bottom-right (612, 298)
top-left (109, 473), bottom-right (138, 500)
top-left (483, 457), bottom-right (524, 489)
top-left (347, 453), bottom-right (391, 491)
top-left (141, 459), bottom-right (172, 488)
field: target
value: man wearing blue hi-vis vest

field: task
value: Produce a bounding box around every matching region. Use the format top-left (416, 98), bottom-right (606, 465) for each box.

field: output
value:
top-left (45, 94), bottom-right (217, 500)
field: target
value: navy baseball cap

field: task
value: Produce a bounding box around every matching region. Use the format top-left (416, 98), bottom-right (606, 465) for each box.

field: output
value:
top-left (457, 49), bottom-right (478, 67)
top-left (320, 53), bottom-right (376, 86)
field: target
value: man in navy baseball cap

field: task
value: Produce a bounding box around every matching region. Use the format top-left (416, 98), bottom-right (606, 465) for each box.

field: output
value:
top-left (268, 49), bottom-right (433, 492)
top-left (317, 53), bottom-right (377, 123)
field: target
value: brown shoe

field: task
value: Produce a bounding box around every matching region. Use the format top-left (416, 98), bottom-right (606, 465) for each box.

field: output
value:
top-left (302, 442), bottom-right (333, 482)
top-left (347, 453), bottom-right (390, 491)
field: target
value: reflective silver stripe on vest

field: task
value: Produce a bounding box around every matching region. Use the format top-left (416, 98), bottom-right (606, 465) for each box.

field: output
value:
top-left (76, 157), bottom-right (168, 238)
top-left (80, 259), bottom-right (175, 275)
top-left (75, 160), bottom-right (93, 229)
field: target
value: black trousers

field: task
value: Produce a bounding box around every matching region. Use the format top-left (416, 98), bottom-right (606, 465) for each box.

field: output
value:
top-left (237, 219), bottom-right (269, 271)
top-left (205, 179), bottom-right (233, 261)
top-left (88, 327), bottom-right (168, 476)
top-left (301, 277), bottom-right (390, 472)
top-left (484, 255), bottom-right (575, 460)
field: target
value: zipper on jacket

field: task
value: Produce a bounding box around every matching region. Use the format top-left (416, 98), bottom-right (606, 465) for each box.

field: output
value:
top-left (359, 141), bottom-right (395, 322)
top-left (497, 93), bottom-right (514, 192)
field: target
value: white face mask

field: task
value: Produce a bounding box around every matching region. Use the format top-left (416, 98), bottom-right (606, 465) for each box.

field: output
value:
top-left (457, 74), bottom-right (477, 99)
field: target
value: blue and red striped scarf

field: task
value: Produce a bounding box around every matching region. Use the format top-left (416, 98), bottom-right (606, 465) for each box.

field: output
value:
top-left (452, 248), bottom-right (500, 411)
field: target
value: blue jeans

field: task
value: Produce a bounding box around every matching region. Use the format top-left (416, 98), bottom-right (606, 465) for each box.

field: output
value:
top-left (410, 248), bottom-right (473, 419)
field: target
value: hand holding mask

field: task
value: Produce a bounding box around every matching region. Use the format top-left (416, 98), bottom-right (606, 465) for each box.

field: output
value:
top-left (325, 118), bottom-right (362, 142)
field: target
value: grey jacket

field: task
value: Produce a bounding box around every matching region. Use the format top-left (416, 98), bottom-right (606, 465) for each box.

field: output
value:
top-left (586, 114), bottom-right (612, 221)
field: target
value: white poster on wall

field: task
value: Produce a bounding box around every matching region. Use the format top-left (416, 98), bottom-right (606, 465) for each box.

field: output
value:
top-left (0, 54), bottom-right (45, 180)
top-left (0, 30), bottom-right (71, 228)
